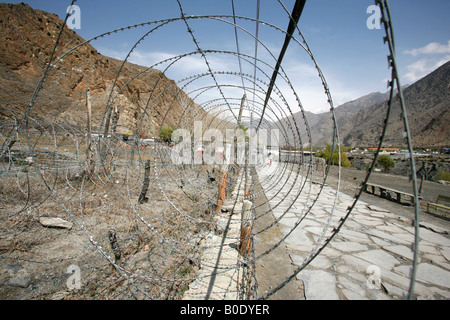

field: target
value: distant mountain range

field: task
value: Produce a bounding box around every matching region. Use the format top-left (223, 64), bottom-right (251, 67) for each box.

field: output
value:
top-left (274, 61), bottom-right (450, 148)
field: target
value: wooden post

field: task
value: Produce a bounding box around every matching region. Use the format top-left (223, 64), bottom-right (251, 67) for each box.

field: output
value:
top-left (216, 143), bottom-right (232, 212)
top-left (244, 172), bottom-right (251, 200)
top-left (111, 105), bottom-right (120, 136)
top-left (138, 160), bottom-right (151, 204)
top-left (108, 229), bottom-right (121, 262)
top-left (86, 88), bottom-right (92, 154)
top-left (238, 94), bottom-right (246, 125)
top-left (234, 94), bottom-right (246, 172)
top-left (85, 88), bottom-right (95, 177)
top-left (239, 200), bottom-right (253, 258)
top-left (216, 168), bottom-right (228, 212)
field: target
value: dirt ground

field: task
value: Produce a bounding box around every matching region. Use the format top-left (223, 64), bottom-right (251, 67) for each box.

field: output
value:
top-left (0, 151), bottom-right (223, 300)
top-left (252, 170), bottom-right (305, 300)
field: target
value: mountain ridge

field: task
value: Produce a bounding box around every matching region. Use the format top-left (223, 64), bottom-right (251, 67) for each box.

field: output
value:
top-left (275, 61), bottom-right (449, 148)
top-left (0, 2), bottom-right (205, 137)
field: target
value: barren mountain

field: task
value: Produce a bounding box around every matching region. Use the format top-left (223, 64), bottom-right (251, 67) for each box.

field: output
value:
top-left (276, 90), bottom-right (390, 147)
top-left (0, 2), bottom-right (204, 136)
top-left (341, 61), bottom-right (450, 147)
top-left (275, 60), bottom-right (449, 148)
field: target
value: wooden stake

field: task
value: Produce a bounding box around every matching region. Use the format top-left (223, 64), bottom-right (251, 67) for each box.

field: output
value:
top-left (111, 105), bottom-right (120, 136)
top-left (85, 88), bottom-right (94, 177)
top-left (138, 160), bottom-right (151, 204)
top-left (216, 170), bottom-right (228, 212)
top-left (238, 94), bottom-right (246, 125)
top-left (86, 88), bottom-right (92, 153)
top-left (239, 200), bottom-right (253, 258)
top-left (108, 229), bottom-right (121, 261)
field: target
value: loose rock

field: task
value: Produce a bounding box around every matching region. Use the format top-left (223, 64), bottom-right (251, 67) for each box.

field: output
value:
top-left (39, 217), bottom-right (73, 229)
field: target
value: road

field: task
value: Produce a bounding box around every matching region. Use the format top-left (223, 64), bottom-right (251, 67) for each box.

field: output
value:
top-left (324, 165), bottom-right (450, 228)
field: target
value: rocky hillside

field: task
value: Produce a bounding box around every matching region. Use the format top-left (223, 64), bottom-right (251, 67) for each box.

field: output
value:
top-left (275, 61), bottom-right (449, 148)
top-left (341, 61), bottom-right (450, 147)
top-left (275, 90), bottom-right (390, 147)
top-left (0, 3), bottom-right (204, 136)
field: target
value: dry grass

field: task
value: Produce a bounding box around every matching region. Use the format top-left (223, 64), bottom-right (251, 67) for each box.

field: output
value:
top-left (0, 144), bottom-right (224, 299)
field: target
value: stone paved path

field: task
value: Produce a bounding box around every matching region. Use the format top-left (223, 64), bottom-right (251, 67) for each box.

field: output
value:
top-left (257, 161), bottom-right (450, 300)
top-left (182, 170), bottom-right (247, 300)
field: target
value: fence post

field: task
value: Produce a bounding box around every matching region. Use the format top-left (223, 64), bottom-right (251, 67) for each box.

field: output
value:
top-left (216, 167), bottom-right (228, 212)
top-left (85, 87), bottom-right (95, 177)
top-left (111, 105), bottom-right (120, 136)
top-left (138, 160), bottom-right (151, 204)
top-left (239, 200), bottom-right (253, 257)
top-left (108, 229), bottom-right (121, 262)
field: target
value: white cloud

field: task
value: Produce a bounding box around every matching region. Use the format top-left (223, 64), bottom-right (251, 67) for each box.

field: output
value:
top-left (96, 46), bottom-right (370, 115)
top-left (402, 40), bottom-right (450, 83)
top-left (404, 55), bottom-right (450, 83)
top-left (404, 40), bottom-right (450, 56)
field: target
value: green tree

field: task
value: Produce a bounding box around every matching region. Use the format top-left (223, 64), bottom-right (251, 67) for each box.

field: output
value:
top-left (436, 169), bottom-right (450, 181)
top-left (377, 154), bottom-right (395, 172)
top-left (160, 125), bottom-right (177, 143)
top-left (317, 144), bottom-right (352, 167)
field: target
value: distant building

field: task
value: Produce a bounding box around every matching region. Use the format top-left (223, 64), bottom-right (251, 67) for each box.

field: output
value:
top-left (368, 148), bottom-right (399, 154)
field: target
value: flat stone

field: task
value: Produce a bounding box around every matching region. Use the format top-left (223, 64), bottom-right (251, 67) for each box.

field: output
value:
top-left (278, 216), bottom-right (298, 227)
top-left (366, 229), bottom-right (410, 245)
top-left (338, 276), bottom-right (368, 300)
top-left (338, 229), bottom-right (371, 243)
top-left (367, 204), bottom-right (390, 213)
top-left (419, 228), bottom-right (450, 247)
top-left (389, 232), bottom-right (415, 243)
top-left (304, 226), bottom-right (332, 237)
top-left (300, 218), bottom-right (322, 227)
top-left (422, 254), bottom-right (449, 270)
top-left (381, 282), bottom-right (408, 298)
top-left (282, 227), bottom-right (313, 246)
top-left (341, 289), bottom-right (368, 300)
top-left (440, 248), bottom-right (450, 261)
top-left (342, 255), bottom-right (410, 291)
top-left (371, 236), bottom-right (392, 247)
top-left (382, 245), bottom-right (417, 262)
top-left (429, 287), bottom-right (450, 299)
top-left (291, 253), bottom-right (333, 269)
top-left (408, 263), bottom-right (450, 289)
top-left (419, 222), bottom-right (449, 235)
top-left (419, 244), bottom-right (441, 255)
top-left (342, 219), bottom-right (364, 230)
top-left (355, 249), bottom-right (400, 271)
top-left (389, 222), bottom-right (414, 234)
top-left (297, 270), bottom-right (339, 300)
top-left (222, 202), bottom-right (243, 213)
top-left (216, 217), bottom-right (229, 233)
top-left (6, 266), bottom-right (31, 288)
top-left (7, 277), bottom-right (31, 288)
top-left (331, 241), bottom-right (368, 253)
top-left (39, 217), bottom-right (73, 229)
top-left (378, 225), bottom-right (407, 233)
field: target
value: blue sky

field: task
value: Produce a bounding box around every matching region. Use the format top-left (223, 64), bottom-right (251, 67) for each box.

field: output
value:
top-left (5, 0), bottom-right (450, 115)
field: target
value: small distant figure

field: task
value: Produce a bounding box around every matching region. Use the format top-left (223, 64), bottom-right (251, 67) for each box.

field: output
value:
top-left (268, 153), bottom-right (273, 166)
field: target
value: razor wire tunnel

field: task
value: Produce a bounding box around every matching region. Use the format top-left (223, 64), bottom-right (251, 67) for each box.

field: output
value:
top-left (0, 0), bottom-right (421, 300)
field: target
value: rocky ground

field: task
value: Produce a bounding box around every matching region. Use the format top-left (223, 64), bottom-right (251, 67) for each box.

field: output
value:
top-left (0, 154), bottom-right (223, 300)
